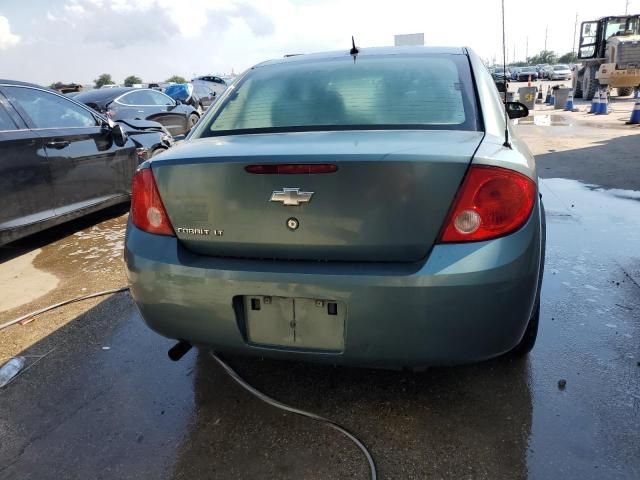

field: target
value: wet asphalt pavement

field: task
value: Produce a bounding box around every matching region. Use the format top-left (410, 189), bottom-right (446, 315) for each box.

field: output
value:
top-left (1, 99), bottom-right (639, 479)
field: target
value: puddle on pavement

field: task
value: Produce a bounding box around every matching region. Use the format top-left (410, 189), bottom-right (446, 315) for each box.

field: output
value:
top-left (1, 178), bottom-right (639, 479)
top-left (515, 114), bottom-right (572, 126)
top-left (541, 178), bottom-right (640, 263)
top-left (0, 249), bottom-right (59, 312)
top-left (515, 111), bottom-right (638, 130)
top-left (35, 214), bottom-right (127, 278)
top-left (530, 177), bottom-right (640, 479)
top-left (541, 178), bottom-right (640, 301)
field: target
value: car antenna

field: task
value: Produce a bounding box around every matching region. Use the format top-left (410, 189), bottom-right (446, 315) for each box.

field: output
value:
top-left (501, 0), bottom-right (511, 148)
top-left (350, 36), bottom-right (359, 62)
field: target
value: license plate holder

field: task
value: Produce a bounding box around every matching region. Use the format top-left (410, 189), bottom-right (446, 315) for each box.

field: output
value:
top-left (244, 296), bottom-right (345, 351)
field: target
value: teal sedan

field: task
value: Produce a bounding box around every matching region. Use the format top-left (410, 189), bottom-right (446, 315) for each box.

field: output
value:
top-left (125, 46), bottom-right (545, 368)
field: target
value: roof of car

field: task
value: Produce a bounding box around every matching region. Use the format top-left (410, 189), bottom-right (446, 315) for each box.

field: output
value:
top-left (74, 87), bottom-right (136, 102)
top-left (255, 46), bottom-right (466, 68)
top-left (0, 79), bottom-right (53, 89)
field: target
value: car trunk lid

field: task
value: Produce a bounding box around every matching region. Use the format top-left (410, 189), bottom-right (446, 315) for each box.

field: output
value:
top-left (152, 130), bottom-right (483, 262)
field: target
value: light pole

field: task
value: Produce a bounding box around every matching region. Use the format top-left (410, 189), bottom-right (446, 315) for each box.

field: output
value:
top-left (544, 25), bottom-right (548, 52)
top-left (572, 13), bottom-right (578, 55)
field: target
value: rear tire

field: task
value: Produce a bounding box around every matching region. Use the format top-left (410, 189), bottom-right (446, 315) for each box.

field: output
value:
top-left (508, 298), bottom-right (540, 357)
top-left (617, 87), bottom-right (634, 97)
top-left (507, 200), bottom-right (545, 358)
top-left (188, 113), bottom-right (199, 130)
top-left (582, 66), bottom-right (599, 100)
top-left (574, 73), bottom-right (583, 98)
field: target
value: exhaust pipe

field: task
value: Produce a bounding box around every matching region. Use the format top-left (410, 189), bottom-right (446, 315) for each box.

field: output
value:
top-left (168, 340), bottom-right (192, 361)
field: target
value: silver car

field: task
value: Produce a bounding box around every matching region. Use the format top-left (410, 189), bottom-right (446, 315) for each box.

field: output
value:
top-left (125, 46), bottom-right (545, 368)
top-left (550, 64), bottom-right (572, 81)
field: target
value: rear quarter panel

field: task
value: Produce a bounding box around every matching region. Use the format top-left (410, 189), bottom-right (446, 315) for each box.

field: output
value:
top-left (466, 48), bottom-right (537, 180)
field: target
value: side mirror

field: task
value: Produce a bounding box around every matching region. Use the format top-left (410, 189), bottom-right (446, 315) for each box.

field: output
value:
top-left (505, 101), bottom-right (529, 119)
top-left (174, 99), bottom-right (182, 105)
top-left (111, 123), bottom-right (128, 147)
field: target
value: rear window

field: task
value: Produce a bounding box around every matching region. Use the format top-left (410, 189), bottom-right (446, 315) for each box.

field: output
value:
top-left (198, 54), bottom-right (479, 137)
top-left (554, 65), bottom-right (569, 70)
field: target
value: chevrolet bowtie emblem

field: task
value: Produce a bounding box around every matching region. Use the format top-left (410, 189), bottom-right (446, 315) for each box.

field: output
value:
top-left (270, 188), bottom-right (314, 206)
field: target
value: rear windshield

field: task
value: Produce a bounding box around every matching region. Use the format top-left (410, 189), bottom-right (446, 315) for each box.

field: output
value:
top-left (554, 65), bottom-right (569, 70)
top-left (197, 54), bottom-right (479, 137)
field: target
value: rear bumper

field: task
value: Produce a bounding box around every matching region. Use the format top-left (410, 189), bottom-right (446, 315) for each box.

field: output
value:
top-left (125, 202), bottom-right (543, 368)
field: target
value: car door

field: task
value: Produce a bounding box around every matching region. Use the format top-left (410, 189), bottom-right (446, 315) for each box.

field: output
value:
top-left (209, 77), bottom-right (228, 96)
top-left (193, 83), bottom-right (216, 108)
top-left (145, 90), bottom-right (190, 136)
top-left (116, 90), bottom-right (188, 137)
top-left (3, 85), bottom-right (137, 215)
top-left (0, 90), bottom-right (55, 240)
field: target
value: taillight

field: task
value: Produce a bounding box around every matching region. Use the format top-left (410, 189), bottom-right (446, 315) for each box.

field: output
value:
top-left (131, 169), bottom-right (174, 236)
top-left (438, 165), bottom-right (536, 243)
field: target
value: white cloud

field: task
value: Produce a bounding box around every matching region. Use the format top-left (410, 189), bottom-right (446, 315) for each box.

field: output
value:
top-left (0, 16), bottom-right (20, 50)
top-left (1, 0), bottom-right (635, 85)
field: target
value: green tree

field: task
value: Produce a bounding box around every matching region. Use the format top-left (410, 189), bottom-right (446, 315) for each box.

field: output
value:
top-left (557, 52), bottom-right (578, 64)
top-left (123, 75), bottom-right (142, 87)
top-left (526, 50), bottom-right (557, 65)
top-left (94, 73), bottom-right (115, 88)
top-left (165, 75), bottom-right (187, 84)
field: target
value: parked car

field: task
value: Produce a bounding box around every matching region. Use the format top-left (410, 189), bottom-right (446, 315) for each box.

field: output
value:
top-left (74, 88), bottom-right (199, 137)
top-left (163, 83), bottom-right (199, 112)
top-left (117, 118), bottom-right (174, 159)
top-left (192, 82), bottom-right (217, 110)
top-left (125, 46), bottom-right (545, 368)
top-left (0, 80), bottom-right (170, 245)
top-left (192, 75), bottom-right (228, 96)
top-left (163, 83), bottom-right (216, 114)
top-left (535, 64), bottom-right (550, 79)
top-left (492, 66), bottom-right (511, 82)
top-left (510, 67), bottom-right (522, 80)
top-left (549, 64), bottom-right (572, 81)
top-left (516, 67), bottom-right (539, 82)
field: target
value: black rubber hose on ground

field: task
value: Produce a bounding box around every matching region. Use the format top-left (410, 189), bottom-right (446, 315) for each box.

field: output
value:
top-left (0, 287), bottom-right (130, 331)
top-left (0, 288), bottom-right (378, 479)
top-left (209, 350), bottom-right (378, 480)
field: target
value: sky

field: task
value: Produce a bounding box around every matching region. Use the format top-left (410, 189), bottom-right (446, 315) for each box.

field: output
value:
top-left (0, 0), bottom-right (637, 86)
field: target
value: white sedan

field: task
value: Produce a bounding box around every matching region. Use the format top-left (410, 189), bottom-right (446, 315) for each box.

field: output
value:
top-left (550, 65), bottom-right (572, 81)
